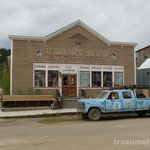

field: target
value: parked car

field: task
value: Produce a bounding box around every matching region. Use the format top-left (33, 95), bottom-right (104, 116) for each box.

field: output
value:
top-left (77, 89), bottom-right (150, 121)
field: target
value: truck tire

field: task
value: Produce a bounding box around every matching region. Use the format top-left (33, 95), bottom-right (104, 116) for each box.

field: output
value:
top-left (88, 108), bottom-right (101, 121)
top-left (137, 111), bottom-right (146, 117)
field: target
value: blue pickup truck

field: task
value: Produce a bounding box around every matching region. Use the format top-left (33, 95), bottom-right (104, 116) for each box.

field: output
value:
top-left (77, 89), bottom-right (150, 121)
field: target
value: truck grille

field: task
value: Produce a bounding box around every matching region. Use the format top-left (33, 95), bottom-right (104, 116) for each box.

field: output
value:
top-left (78, 102), bottom-right (85, 108)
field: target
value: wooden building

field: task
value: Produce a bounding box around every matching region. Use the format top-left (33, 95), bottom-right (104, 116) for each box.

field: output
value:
top-left (9, 20), bottom-right (137, 98)
top-left (136, 45), bottom-right (150, 86)
top-left (136, 45), bottom-right (150, 69)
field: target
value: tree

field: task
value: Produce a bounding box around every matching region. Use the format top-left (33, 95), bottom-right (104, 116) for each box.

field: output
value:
top-left (0, 48), bottom-right (11, 95)
top-left (0, 69), bottom-right (10, 94)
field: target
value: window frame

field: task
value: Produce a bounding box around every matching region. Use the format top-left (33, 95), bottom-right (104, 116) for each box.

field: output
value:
top-left (122, 91), bottom-right (132, 99)
top-left (103, 71), bottom-right (112, 87)
top-left (47, 70), bottom-right (59, 88)
top-left (34, 70), bottom-right (46, 87)
top-left (80, 71), bottom-right (90, 87)
top-left (114, 72), bottom-right (123, 87)
top-left (108, 92), bottom-right (120, 100)
top-left (92, 71), bottom-right (101, 87)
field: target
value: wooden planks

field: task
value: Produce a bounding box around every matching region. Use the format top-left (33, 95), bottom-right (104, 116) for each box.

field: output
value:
top-left (2, 95), bottom-right (54, 102)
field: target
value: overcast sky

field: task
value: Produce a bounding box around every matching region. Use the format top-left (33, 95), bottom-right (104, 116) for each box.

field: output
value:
top-left (0, 0), bottom-right (150, 50)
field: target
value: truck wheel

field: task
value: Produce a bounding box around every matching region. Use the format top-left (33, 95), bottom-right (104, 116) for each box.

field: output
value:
top-left (88, 108), bottom-right (101, 121)
top-left (137, 111), bottom-right (146, 117)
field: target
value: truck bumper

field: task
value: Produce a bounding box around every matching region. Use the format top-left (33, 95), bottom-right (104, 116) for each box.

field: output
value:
top-left (77, 108), bottom-right (88, 113)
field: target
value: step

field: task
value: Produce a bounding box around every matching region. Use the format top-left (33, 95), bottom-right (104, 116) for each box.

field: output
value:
top-left (62, 98), bottom-right (78, 108)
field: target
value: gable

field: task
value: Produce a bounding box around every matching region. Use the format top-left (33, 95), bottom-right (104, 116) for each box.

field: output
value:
top-left (46, 25), bottom-right (108, 47)
top-left (9, 20), bottom-right (137, 47)
top-left (68, 33), bottom-right (88, 40)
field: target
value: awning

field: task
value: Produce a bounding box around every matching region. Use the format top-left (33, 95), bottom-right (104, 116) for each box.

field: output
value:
top-left (138, 58), bottom-right (150, 70)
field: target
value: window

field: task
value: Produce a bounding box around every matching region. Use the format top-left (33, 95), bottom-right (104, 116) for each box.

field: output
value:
top-left (70, 76), bottom-right (76, 86)
top-left (48, 71), bottom-right (58, 87)
top-left (92, 72), bottom-right (101, 87)
top-left (108, 92), bottom-right (119, 100)
top-left (80, 72), bottom-right (90, 87)
top-left (122, 91), bottom-right (132, 99)
top-left (103, 72), bottom-right (112, 87)
top-left (97, 91), bottom-right (109, 99)
top-left (114, 72), bottom-right (123, 87)
top-left (34, 70), bottom-right (45, 87)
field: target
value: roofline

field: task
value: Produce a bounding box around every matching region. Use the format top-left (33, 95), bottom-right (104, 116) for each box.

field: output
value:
top-left (8, 20), bottom-right (138, 47)
top-left (136, 45), bottom-right (150, 52)
top-left (8, 35), bottom-right (45, 41)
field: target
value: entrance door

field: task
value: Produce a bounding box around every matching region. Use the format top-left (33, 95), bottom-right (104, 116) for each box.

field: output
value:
top-left (62, 74), bottom-right (77, 97)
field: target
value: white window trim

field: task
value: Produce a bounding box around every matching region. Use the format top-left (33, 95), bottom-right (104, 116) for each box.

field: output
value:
top-left (10, 39), bottom-right (13, 95)
top-left (33, 63), bottom-right (124, 97)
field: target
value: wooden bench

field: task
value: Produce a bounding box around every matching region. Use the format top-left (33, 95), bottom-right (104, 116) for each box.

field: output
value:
top-left (2, 95), bottom-right (54, 109)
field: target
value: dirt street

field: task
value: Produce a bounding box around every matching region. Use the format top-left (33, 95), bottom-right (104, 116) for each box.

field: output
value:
top-left (0, 114), bottom-right (150, 150)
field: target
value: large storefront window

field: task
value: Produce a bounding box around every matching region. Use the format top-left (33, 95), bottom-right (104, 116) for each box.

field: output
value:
top-left (48, 71), bottom-right (58, 87)
top-left (92, 72), bottom-right (101, 87)
top-left (80, 72), bottom-right (90, 87)
top-left (114, 72), bottom-right (123, 87)
top-left (103, 72), bottom-right (112, 87)
top-left (34, 70), bottom-right (45, 87)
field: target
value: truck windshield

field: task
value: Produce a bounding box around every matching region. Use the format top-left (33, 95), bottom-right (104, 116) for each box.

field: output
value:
top-left (97, 91), bottom-right (109, 99)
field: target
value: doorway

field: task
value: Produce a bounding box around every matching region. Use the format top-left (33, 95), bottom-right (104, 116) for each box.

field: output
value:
top-left (62, 74), bottom-right (77, 97)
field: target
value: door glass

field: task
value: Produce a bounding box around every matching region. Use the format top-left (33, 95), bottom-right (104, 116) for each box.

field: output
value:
top-left (71, 76), bottom-right (75, 86)
top-left (122, 91), bottom-right (132, 99)
top-left (63, 76), bottom-right (68, 85)
top-left (108, 92), bottom-right (119, 100)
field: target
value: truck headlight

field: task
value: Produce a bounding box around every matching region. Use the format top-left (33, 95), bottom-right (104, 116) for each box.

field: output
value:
top-left (78, 102), bottom-right (85, 108)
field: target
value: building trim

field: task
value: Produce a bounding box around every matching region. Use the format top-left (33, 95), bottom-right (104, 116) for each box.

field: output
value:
top-left (8, 20), bottom-right (137, 47)
top-left (134, 50), bottom-right (136, 84)
top-left (10, 39), bottom-right (13, 95)
top-left (33, 63), bottom-right (124, 97)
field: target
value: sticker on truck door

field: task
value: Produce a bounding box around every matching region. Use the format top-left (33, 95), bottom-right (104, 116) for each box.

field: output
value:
top-left (114, 102), bottom-right (121, 110)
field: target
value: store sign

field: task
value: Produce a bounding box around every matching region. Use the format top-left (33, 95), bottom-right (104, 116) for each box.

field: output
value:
top-left (33, 63), bottom-right (124, 73)
top-left (47, 64), bottom-right (60, 70)
top-left (91, 65), bottom-right (102, 71)
top-left (79, 65), bottom-right (90, 71)
top-left (103, 66), bottom-right (113, 71)
top-left (61, 65), bottom-right (78, 74)
top-left (45, 48), bottom-right (110, 59)
top-left (114, 66), bottom-right (124, 72)
top-left (33, 64), bottom-right (46, 70)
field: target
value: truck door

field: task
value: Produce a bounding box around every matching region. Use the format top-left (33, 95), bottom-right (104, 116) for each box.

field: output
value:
top-left (121, 91), bottom-right (136, 111)
top-left (105, 92), bottom-right (122, 112)
top-left (136, 98), bottom-right (149, 111)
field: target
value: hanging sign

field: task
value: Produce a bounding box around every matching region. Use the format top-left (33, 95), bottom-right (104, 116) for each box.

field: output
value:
top-left (61, 65), bottom-right (78, 74)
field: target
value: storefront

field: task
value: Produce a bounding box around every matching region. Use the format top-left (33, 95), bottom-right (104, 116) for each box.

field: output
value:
top-left (9, 20), bottom-right (137, 97)
top-left (33, 63), bottom-right (124, 97)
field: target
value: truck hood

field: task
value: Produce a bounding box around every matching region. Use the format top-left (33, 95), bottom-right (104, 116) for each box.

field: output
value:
top-left (78, 98), bottom-right (104, 103)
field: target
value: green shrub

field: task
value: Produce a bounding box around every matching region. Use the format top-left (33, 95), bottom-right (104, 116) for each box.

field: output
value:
top-left (35, 89), bottom-right (41, 95)
top-left (26, 88), bottom-right (33, 95)
top-left (16, 89), bottom-right (23, 95)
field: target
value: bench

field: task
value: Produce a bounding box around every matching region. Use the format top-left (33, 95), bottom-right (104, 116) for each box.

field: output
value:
top-left (2, 95), bottom-right (54, 109)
